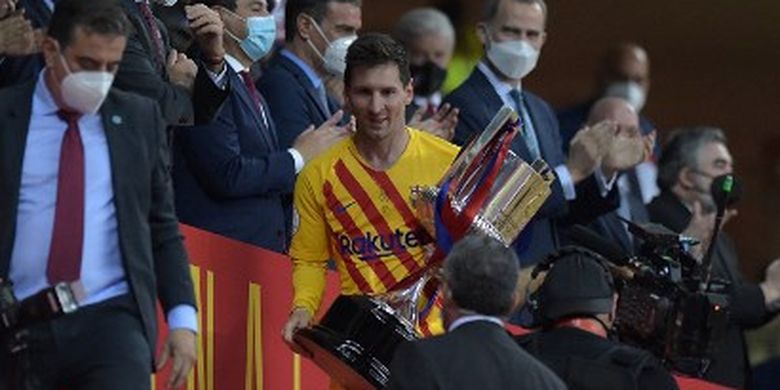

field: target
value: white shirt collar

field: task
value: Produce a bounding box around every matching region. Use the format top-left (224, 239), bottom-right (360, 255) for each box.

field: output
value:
top-left (478, 61), bottom-right (522, 98)
top-left (32, 69), bottom-right (60, 117)
top-left (448, 314), bottom-right (504, 332)
top-left (225, 54), bottom-right (249, 74)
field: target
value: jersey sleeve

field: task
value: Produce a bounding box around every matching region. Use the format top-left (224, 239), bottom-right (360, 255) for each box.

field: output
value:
top-left (289, 168), bottom-right (330, 314)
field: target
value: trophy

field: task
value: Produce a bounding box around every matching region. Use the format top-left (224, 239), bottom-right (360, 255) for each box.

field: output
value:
top-left (294, 106), bottom-right (555, 389)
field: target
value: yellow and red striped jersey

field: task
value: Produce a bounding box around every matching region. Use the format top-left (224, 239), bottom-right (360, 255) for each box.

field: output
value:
top-left (290, 128), bottom-right (458, 335)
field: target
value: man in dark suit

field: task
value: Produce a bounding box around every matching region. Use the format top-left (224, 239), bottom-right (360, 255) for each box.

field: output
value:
top-left (517, 247), bottom-right (678, 390)
top-left (257, 0), bottom-right (360, 148)
top-left (444, 0), bottom-right (621, 267)
top-left (173, 0), bottom-right (349, 252)
top-left (647, 127), bottom-right (780, 388)
top-left (388, 234), bottom-right (566, 390)
top-left (576, 97), bottom-right (655, 255)
top-left (0, 1), bottom-right (196, 388)
top-left (115, 0), bottom-right (229, 127)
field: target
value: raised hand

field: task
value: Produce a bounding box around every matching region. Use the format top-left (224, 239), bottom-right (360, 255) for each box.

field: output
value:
top-left (166, 49), bottom-right (197, 92)
top-left (602, 124), bottom-right (644, 177)
top-left (0, 11), bottom-right (40, 56)
top-left (566, 121), bottom-right (615, 183)
top-left (408, 103), bottom-right (459, 141)
top-left (185, 4), bottom-right (225, 71)
top-left (292, 110), bottom-right (352, 163)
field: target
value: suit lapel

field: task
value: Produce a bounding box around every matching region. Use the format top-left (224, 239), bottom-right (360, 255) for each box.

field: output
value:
top-left (100, 92), bottom-right (138, 216)
top-left (0, 81), bottom-right (36, 276)
top-left (229, 70), bottom-right (276, 149)
top-left (471, 69), bottom-right (534, 161)
top-left (523, 93), bottom-right (556, 161)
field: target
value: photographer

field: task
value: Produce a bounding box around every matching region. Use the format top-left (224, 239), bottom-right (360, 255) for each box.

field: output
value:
top-left (649, 126), bottom-right (780, 388)
top-left (516, 247), bottom-right (678, 390)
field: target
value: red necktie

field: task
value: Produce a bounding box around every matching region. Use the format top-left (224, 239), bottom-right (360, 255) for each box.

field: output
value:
top-left (137, 1), bottom-right (166, 71)
top-left (240, 70), bottom-right (268, 128)
top-left (47, 110), bottom-right (85, 284)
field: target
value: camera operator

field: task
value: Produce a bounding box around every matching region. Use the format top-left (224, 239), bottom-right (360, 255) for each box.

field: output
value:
top-left (516, 247), bottom-right (679, 390)
top-left (649, 126), bottom-right (780, 388)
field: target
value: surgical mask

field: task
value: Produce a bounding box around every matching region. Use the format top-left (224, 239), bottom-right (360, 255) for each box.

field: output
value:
top-left (604, 81), bottom-right (646, 112)
top-left (57, 53), bottom-right (114, 115)
top-left (485, 36), bottom-right (539, 80)
top-left (224, 11), bottom-right (276, 62)
top-left (306, 16), bottom-right (356, 77)
top-left (410, 61), bottom-right (447, 97)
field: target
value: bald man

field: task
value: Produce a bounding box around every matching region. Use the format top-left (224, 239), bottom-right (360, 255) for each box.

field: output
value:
top-left (559, 43), bottom-right (659, 205)
top-left (572, 97), bottom-right (655, 253)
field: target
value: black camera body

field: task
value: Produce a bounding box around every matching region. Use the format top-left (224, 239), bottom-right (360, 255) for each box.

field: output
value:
top-left (613, 223), bottom-right (730, 377)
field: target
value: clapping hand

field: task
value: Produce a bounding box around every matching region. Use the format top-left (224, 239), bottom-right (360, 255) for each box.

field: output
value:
top-left (408, 103), bottom-right (459, 141)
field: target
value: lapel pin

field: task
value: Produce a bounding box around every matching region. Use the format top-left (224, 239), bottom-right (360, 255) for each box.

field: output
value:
top-left (111, 115), bottom-right (123, 125)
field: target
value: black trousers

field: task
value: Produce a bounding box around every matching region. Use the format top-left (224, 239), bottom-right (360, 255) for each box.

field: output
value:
top-left (0, 294), bottom-right (152, 390)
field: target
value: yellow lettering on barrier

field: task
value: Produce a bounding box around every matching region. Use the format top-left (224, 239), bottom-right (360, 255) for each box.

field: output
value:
top-left (190, 265), bottom-right (201, 390)
top-left (206, 270), bottom-right (215, 390)
top-left (245, 283), bottom-right (264, 390)
top-left (293, 354), bottom-right (301, 390)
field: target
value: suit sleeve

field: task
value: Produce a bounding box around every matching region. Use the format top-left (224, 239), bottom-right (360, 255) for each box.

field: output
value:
top-left (387, 341), bottom-right (438, 390)
top-left (148, 102), bottom-right (196, 312)
top-left (176, 95), bottom-right (296, 199)
top-left (718, 236), bottom-right (773, 328)
top-left (257, 73), bottom-right (316, 148)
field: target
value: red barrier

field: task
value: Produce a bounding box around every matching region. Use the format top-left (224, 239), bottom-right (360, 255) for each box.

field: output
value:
top-left (150, 225), bottom-right (735, 390)
top-left (152, 225), bottom-right (340, 390)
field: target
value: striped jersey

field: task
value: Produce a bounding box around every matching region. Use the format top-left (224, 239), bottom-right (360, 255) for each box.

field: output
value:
top-left (290, 128), bottom-right (458, 335)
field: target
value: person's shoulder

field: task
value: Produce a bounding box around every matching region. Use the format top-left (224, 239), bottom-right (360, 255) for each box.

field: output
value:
top-left (408, 128), bottom-right (460, 158)
top-left (445, 68), bottom-right (482, 99)
top-left (0, 79), bottom-right (35, 101)
top-left (105, 88), bottom-right (160, 118)
top-left (259, 54), bottom-right (299, 85)
top-left (298, 136), bottom-right (352, 182)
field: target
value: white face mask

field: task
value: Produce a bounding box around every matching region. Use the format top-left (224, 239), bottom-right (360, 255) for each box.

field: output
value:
top-left (485, 37), bottom-right (539, 80)
top-left (58, 54), bottom-right (114, 115)
top-left (604, 81), bottom-right (646, 112)
top-left (307, 17), bottom-right (356, 77)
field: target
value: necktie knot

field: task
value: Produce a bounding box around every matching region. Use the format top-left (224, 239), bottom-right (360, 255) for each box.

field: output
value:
top-left (57, 109), bottom-right (82, 125)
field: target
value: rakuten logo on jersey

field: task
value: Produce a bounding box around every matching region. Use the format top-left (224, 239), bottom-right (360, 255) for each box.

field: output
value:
top-left (338, 229), bottom-right (421, 261)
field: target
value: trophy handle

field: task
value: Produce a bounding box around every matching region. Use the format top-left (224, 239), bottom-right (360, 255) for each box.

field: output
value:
top-left (374, 267), bottom-right (439, 331)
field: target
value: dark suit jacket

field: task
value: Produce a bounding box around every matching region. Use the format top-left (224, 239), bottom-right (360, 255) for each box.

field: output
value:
top-left (444, 67), bottom-right (617, 266)
top-left (517, 327), bottom-right (679, 390)
top-left (173, 67), bottom-right (295, 253)
top-left (257, 52), bottom-right (341, 148)
top-left (648, 190), bottom-right (773, 388)
top-left (115, 0), bottom-right (227, 127)
top-left (0, 0), bottom-right (51, 89)
top-left (388, 320), bottom-right (566, 390)
top-left (0, 80), bottom-right (196, 355)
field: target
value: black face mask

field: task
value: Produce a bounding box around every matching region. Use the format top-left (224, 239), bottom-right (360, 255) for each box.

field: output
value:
top-left (410, 61), bottom-right (448, 97)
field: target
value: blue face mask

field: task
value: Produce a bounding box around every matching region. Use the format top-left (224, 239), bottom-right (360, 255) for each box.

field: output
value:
top-left (225, 14), bottom-right (277, 62)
